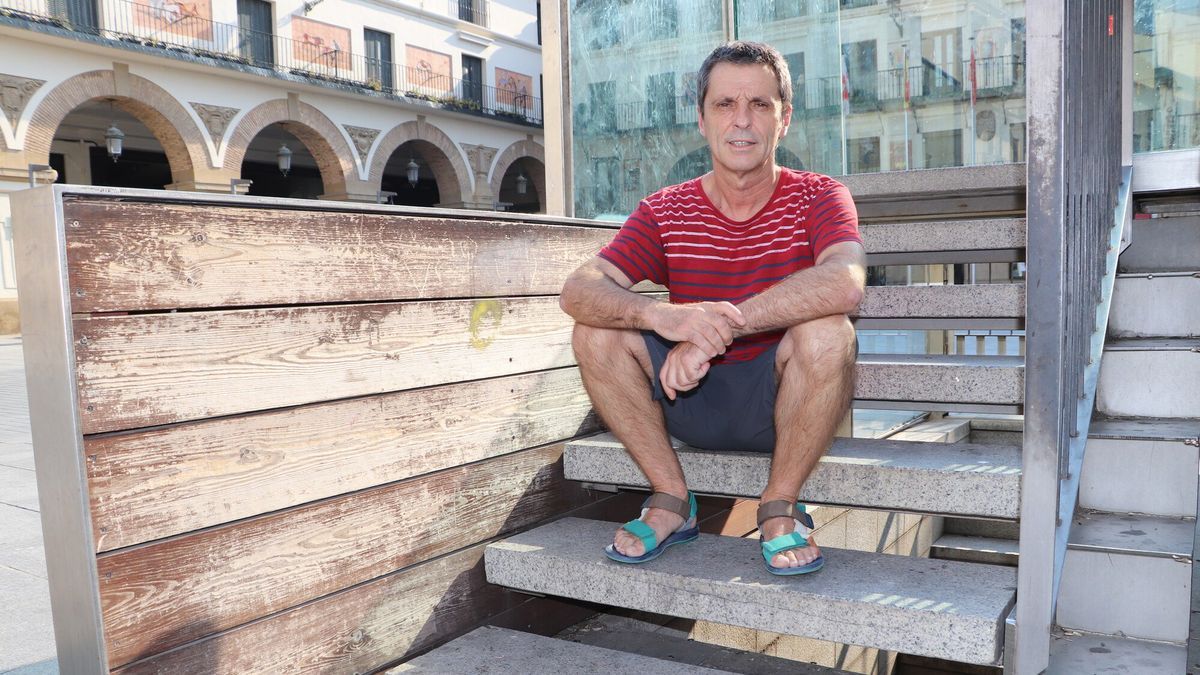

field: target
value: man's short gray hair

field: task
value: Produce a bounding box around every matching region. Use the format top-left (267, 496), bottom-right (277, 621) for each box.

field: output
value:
top-left (697, 41), bottom-right (792, 110)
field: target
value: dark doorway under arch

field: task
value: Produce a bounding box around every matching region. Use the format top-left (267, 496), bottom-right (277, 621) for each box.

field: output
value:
top-left (241, 125), bottom-right (324, 199)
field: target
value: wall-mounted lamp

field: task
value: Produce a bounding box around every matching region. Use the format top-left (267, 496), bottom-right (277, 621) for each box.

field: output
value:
top-left (277, 143), bottom-right (293, 176)
top-left (516, 171), bottom-right (528, 195)
top-left (27, 163), bottom-right (52, 188)
top-left (406, 158), bottom-right (420, 187)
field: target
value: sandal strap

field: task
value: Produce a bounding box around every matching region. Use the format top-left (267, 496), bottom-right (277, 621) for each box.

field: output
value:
top-left (756, 500), bottom-right (814, 530)
top-left (645, 492), bottom-right (693, 521)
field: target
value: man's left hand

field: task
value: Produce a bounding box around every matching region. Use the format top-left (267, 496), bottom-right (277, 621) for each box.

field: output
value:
top-left (660, 341), bottom-right (711, 401)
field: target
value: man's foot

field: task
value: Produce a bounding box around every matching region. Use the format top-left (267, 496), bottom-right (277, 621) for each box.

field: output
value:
top-left (759, 515), bottom-right (821, 570)
top-left (612, 503), bottom-right (687, 558)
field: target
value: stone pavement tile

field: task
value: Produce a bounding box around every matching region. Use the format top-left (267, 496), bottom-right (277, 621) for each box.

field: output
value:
top-left (0, 566), bottom-right (57, 673)
top-left (0, 465), bottom-right (40, 512)
top-left (0, 660), bottom-right (58, 675)
top-left (0, 443), bottom-right (35, 472)
top-left (0, 503), bottom-right (48, 580)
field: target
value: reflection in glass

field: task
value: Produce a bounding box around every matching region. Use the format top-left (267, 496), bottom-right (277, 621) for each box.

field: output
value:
top-left (1133, 0), bottom-right (1200, 153)
top-left (568, 0), bottom-right (1029, 219)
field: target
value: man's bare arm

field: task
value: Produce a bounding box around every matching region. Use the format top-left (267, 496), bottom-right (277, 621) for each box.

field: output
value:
top-left (560, 257), bottom-right (745, 357)
top-left (733, 241), bottom-right (867, 338)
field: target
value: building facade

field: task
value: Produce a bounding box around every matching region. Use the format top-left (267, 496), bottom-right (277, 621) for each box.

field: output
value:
top-left (0, 0), bottom-right (548, 331)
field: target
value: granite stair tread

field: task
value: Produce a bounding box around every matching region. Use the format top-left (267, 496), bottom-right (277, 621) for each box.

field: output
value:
top-left (855, 284), bottom-right (1024, 327)
top-left (855, 354), bottom-right (1024, 407)
top-left (485, 518), bottom-right (1017, 666)
top-left (1046, 631), bottom-right (1186, 674)
top-left (565, 433), bottom-right (1021, 519)
top-left (931, 534), bottom-right (1019, 567)
top-left (1068, 510), bottom-right (1194, 558)
top-left (1088, 416), bottom-right (1200, 441)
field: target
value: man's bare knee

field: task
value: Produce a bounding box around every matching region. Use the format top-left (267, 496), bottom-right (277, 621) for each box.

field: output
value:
top-left (572, 323), bottom-right (655, 379)
top-left (776, 315), bottom-right (857, 375)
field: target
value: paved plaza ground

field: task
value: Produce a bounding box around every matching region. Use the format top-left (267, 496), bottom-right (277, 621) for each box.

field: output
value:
top-left (0, 335), bottom-right (57, 674)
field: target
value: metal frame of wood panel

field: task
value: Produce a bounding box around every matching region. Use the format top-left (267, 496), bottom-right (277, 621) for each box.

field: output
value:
top-left (10, 185), bottom-right (108, 673)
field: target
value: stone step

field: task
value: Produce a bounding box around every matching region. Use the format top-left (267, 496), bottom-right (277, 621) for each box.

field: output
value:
top-left (856, 354), bottom-right (1024, 413)
top-left (855, 283), bottom-right (1024, 330)
top-left (1046, 631), bottom-right (1186, 674)
top-left (1109, 273), bottom-right (1200, 338)
top-left (931, 534), bottom-right (1019, 567)
top-left (485, 518), bottom-right (1017, 666)
top-left (387, 626), bottom-right (732, 674)
top-left (844, 164), bottom-right (1025, 223)
top-left (860, 217), bottom-right (1026, 266)
top-left (558, 613), bottom-right (858, 674)
top-left (1096, 339), bottom-right (1200, 418)
top-left (1082, 418), bottom-right (1199, 518)
top-left (1057, 511), bottom-right (1195, 643)
top-left (565, 433), bottom-right (1021, 519)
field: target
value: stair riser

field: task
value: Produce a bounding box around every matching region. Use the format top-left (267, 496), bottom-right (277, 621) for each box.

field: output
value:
top-left (1117, 215), bottom-right (1200, 273)
top-left (856, 362), bottom-right (1024, 406)
top-left (1080, 437), bottom-right (1199, 518)
top-left (1056, 549), bottom-right (1191, 643)
top-left (930, 547), bottom-right (1018, 567)
top-left (1109, 276), bottom-right (1200, 338)
top-left (1096, 351), bottom-right (1200, 418)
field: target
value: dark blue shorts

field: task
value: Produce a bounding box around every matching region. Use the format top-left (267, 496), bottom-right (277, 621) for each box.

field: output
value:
top-left (643, 332), bottom-right (779, 453)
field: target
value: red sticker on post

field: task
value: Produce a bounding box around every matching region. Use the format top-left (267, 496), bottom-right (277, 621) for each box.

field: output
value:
top-left (1108, 15), bottom-right (1114, 36)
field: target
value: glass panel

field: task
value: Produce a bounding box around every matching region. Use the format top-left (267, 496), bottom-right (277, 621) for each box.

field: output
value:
top-left (568, 0), bottom-right (725, 219)
top-left (739, 0), bottom-right (1026, 175)
top-left (1133, 0), bottom-right (1200, 152)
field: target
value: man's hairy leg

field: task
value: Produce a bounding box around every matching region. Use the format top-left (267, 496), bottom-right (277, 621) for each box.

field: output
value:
top-left (572, 323), bottom-right (690, 557)
top-left (760, 315), bottom-right (857, 569)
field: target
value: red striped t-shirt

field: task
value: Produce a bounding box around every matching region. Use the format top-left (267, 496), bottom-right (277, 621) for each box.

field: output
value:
top-left (598, 168), bottom-right (861, 363)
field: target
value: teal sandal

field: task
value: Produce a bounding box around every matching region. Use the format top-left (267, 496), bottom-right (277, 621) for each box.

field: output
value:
top-left (604, 491), bottom-right (699, 564)
top-left (758, 500), bottom-right (824, 576)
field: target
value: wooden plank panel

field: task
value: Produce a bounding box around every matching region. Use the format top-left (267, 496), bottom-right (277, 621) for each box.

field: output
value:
top-left (74, 296), bottom-right (575, 434)
top-left (111, 542), bottom-right (525, 674)
top-left (63, 198), bottom-right (615, 312)
top-left (88, 368), bottom-right (597, 553)
top-left (97, 443), bottom-right (585, 669)
top-left (110, 492), bottom-right (639, 674)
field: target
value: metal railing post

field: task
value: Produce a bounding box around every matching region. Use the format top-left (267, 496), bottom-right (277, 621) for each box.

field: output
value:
top-left (1015, 0), bottom-right (1065, 672)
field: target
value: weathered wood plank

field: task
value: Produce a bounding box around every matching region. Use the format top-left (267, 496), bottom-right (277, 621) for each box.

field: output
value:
top-left (63, 198), bottom-right (617, 312)
top-left (97, 443), bottom-right (585, 669)
top-left (74, 296), bottom-right (575, 434)
top-left (110, 492), bottom-right (637, 674)
top-left (110, 541), bottom-right (526, 674)
top-left (88, 368), bottom-right (597, 553)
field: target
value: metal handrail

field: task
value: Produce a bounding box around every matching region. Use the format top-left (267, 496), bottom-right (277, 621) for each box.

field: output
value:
top-left (1015, 2), bottom-right (1127, 672)
top-left (0, 0), bottom-right (538, 125)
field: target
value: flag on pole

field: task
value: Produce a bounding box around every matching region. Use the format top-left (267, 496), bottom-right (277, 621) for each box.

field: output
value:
top-left (969, 42), bottom-right (978, 107)
top-left (902, 49), bottom-right (911, 109)
top-left (841, 51), bottom-right (851, 115)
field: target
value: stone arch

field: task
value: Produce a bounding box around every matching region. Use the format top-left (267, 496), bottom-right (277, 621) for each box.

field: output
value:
top-left (489, 139), bottom-right (546, 206)
top-left (370, 120), bottom-right (471, 207)
top-left (224, 99), bottom-right (362, 200)
top-left (23, 69), bottom-right (210, 186)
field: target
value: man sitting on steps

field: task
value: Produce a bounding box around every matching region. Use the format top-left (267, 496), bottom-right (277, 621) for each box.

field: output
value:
top-left (559, 41), bottom-right (866, 575)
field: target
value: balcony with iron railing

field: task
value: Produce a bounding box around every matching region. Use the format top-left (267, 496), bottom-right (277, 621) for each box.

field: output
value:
top-left (0, 0), bottom-right (541, 126)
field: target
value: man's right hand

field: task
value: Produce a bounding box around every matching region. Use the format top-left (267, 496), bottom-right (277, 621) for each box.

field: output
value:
top-left (646, 301), bottom-right (746, 358)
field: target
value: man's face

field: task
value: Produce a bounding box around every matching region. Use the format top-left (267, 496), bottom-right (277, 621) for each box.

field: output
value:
top-left (698, 62), bottom-right (792, 176)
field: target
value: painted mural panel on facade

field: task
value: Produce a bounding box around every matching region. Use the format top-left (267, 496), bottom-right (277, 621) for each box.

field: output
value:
top-left (496, 67), bottom-right (533, 112)
top-left (292, 17), bottom-right (352, 71)
top-left (405, 45), bottom-right (454, 98)
top-left (134, 0), bottom-right (213, 41)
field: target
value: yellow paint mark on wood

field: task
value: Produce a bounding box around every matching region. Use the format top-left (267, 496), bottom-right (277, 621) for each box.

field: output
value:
top-left (469, 300), bottom-right (503, 350)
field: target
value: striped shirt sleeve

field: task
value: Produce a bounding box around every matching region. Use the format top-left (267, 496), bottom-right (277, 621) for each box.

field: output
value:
top-left (807, 182), bottom-right (863, 260)
top-left (598, 201), bottom-right (668, 285)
